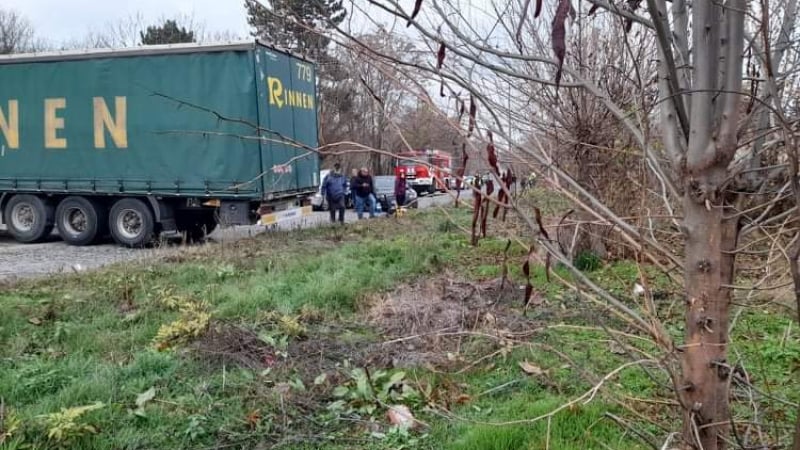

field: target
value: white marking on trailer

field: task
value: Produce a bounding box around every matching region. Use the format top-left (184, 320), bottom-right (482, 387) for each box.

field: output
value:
top-left (1, 145), bottom-right (5, 157)
top-left (260, 206), bottom-right (313, 226)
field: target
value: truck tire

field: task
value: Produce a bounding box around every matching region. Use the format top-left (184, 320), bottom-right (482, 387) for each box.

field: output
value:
top-left (56, 196), bottom-right (107, 246)
top-left (4, 194), bottom-right (55, 243)
top-left (109, 198), bottom-right (155, 248)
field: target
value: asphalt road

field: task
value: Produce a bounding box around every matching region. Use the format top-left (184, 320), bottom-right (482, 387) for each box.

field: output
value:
top-left (0, 190), bottom-right (469, 282)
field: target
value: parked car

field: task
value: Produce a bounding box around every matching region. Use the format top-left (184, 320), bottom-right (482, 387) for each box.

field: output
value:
top-left (373, 175), bottom-right (419, 214)
top-left (311, 170), bottom-right (353, 211)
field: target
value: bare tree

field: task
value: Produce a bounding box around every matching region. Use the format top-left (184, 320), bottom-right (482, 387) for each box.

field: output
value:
top-left (323, 29), bottom-right (428, 172)
top-left (0, 9), bottom-right (43, 54)
top-left (319, 0), bottom-right (800, 448)
top-left (62, 13), bottom-right (210, 49)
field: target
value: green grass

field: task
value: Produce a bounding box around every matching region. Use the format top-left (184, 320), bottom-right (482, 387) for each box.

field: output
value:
top-left (0, 208), bottom-right (796, 449)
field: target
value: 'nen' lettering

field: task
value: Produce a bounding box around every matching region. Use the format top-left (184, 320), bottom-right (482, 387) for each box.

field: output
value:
top-left (0, 96), bottom-right (128, 150)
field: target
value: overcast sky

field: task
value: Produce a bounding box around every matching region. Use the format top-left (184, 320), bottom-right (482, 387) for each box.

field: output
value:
top-left (5, 0), bottom-right (253, 44)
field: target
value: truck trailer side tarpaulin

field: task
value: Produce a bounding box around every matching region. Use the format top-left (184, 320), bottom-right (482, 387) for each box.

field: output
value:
top-left (0, 41), bottom-right (319, 247)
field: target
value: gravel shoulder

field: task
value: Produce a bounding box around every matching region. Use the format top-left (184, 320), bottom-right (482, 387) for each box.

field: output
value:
top-left (0, 191), bottom-right (467, 282)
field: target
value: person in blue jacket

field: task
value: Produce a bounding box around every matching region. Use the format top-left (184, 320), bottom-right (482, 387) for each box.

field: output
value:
top-left (321, 163), bottom-right (348, 224)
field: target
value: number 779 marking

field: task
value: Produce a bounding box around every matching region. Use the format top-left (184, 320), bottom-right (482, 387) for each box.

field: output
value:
top-left (295, 63), bottom-right (312, 82)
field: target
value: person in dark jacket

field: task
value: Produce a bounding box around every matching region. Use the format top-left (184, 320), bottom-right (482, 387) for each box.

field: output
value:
top-left (351, 167), bottom-right (376, 219)
top-left (321, 163), bottom-right (347, 224)
top-left (395, 169), bottom-right (407, 209)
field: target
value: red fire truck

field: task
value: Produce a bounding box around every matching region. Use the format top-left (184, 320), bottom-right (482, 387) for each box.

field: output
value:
top-left (395, 149), bottom-right (453, 195)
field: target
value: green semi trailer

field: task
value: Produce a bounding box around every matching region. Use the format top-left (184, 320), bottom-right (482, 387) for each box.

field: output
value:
top-left (0, 41), bottom-right (320, 247)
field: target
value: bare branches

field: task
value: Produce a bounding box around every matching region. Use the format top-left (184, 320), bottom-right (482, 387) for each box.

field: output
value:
top-left (645, 0), bottom-right (690, 140)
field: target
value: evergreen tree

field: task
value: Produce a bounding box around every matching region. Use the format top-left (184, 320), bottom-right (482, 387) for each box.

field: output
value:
top-left (244, 0), bottom-right (345, 60)
top-left (140, 20), bottom-right (195, 46)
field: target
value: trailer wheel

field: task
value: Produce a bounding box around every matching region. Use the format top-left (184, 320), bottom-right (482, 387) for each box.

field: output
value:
top-left (56, 196), bottom-right (107, 246)
top-left (4, 194), bottom-right (54, 243)
top-left (109, 198), bottom-right (155, 248)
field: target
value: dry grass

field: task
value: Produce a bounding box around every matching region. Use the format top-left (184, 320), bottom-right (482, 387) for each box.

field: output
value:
top-left (365, 273), bottom-right (539, 368)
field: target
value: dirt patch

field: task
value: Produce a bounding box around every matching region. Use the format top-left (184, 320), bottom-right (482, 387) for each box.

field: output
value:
top-left (189, 274), bottom-right (538, 376)
top-left (365, 273), bottom-right (539, 368)
top-left (189, 321), bottom-right (277, 371)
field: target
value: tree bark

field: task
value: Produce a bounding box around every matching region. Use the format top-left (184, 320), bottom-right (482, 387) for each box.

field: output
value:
top-left (680, 169), bottom-right (734, 450)
top-left (789, 236), bottom-right (800, 450)
top-left (794, 413), bottom-right (800, 450)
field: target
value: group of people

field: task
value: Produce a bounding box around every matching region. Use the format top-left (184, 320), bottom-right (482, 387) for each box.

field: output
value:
top-left (321, 164), bottom-right (410, 224)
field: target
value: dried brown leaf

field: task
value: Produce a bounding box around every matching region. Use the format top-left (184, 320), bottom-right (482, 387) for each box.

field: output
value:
top-left (437, 42), bottom-right (446, 69)
top-left (551, 0), bottom-right (570, 87)
top-left (518, 360), bottom-right (545, 376)
top-left (407, 0), bottom-right (423, 26)
top-left (467, 96), bottom-right (477, 137)
top-left (486, 142), bottom-right (498, 175)
top-left (387, 404), bottom-right (420, 430)
top-left (609, 341), bottom-right (627, 355)
top-left (534, 207), bottom-right (549, 240)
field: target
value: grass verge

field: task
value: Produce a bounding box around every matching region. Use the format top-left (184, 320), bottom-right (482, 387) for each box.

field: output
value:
top-left (0, 208), bottom-right (796, 449)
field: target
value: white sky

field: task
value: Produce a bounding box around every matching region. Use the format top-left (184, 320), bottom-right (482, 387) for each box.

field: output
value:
top-left (4, 0), bottom-right (252, 44)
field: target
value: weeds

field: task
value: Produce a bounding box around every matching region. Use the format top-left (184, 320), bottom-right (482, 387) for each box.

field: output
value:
top-left (328, 367), bottom-right (420, 417)
top-left (153, 294), bottom-right (211, 351)
top-left (38, 402), bottom-right (105, 448)
top-left (0, 209), bottom-right (795, 449)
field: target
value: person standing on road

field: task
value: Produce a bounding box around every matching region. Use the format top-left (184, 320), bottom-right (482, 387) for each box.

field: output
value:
top-left (395, 169), bottom-right (407, 209)
top-left (351, 167), bottom-right (376, 219)
top-left (321, 163), bottom-right (347, 224)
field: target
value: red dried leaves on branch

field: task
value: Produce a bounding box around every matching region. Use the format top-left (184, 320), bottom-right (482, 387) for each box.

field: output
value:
top-left (486, 131), bottom-right (499, 175)
top-left (437, 43), bottom-right (447, 97)
top-left (551, 0), bottom-right (570, 87)
top-left (523, 248), bottom-right (534, 306)
top-left (515, 0), bottom-right (543, 45)
top-left (534, 207), bottom-right (551, 283)
top-left (407, 0), bottom-right (423, 26)
top-left (521, 208), bottom-right (552, 306)
top-left (467, 96), bottom-right (477, 137)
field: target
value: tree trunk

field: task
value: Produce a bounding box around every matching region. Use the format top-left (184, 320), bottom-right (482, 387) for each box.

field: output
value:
top-left (793, 414), bottom-right (800, 450)
top-left (791, 243), bottom-right (800, 450)
top-left (680, 173), bottom-right (736, 450)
